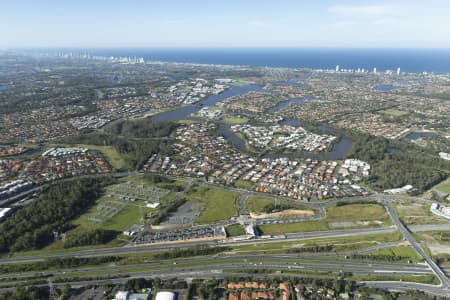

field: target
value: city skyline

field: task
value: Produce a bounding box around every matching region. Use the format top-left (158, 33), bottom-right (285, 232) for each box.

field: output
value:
top-left (1, 0), bottom-right (450, 48)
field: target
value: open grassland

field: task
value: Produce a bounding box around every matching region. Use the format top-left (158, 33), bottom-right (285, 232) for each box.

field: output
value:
top-left (434, 179), bottom-right (450, 194)
top-left (365, 246), bottom-right (422, 263)
top-left (184, 186), bottom-right (238, 224)
top-left (245, 196), bottom-right (274, 213)
top-left (257, 220), bottom-right (329, 235)
top-left (226, 224), bottom-right (246, 237)
top-left (382, 109), bottom-right (409, 117)
top-left (229, 231), bottom-right (402, 254)
top-left (233, 180), bottom-right (254, 190)
top-left (221, 116), bottom-right (249, 124)
top-left (416, 231), bottom-right (450, 245)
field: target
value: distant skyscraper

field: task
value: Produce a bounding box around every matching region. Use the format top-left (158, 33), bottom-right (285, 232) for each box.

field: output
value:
top-left (373, 67), bottom-right (377, 74)
top-left (335, 65), bottom-right (340, 72)
top-left (397, 67), bottom-right (401, 75)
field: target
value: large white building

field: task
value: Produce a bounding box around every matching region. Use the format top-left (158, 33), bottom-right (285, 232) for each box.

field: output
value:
top-left (430, 203), bottom-right (450, 219)
top-left (155, 291), bottom-right (176, 300)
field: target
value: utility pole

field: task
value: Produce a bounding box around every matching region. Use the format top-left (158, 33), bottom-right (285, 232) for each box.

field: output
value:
top-left (48, 278), bottom-right (57, 300)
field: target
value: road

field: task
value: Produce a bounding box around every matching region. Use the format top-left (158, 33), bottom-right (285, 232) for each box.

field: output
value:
top-left (383, 200), bottom-right (450, 290)
top-left (2, 172), bottom-right (450, 296)
top-left (0, 226), bottom-right (396, 264)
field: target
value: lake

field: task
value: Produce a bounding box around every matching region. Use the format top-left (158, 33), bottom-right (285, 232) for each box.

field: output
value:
top-left (406, 132), bottom-right (436, 140)
top-left (150, 84), bottom-right (264, 122)
top-left (151, 84), bottom-right (352, 160)
top-left (373, 85), bottom-right (402, 92)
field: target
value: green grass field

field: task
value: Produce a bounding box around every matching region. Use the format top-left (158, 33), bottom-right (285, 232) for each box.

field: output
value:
top-left (233, 180), bottom-right (253, 190)
top-left (257, 220), bottom-right (329, 235)
top-left (326, 204), bottom-right (389, 222)
top-left (230, 231), bottom-right (402, 254)
top-left (177, 119), bottom-right (196, 125)
top-left (226, 224), bottom-right (246, 237)
top-left (185, 186), bottom-right (238, 224)
top-left (366, 246), bottom-right (422, 263)
top-left (434, 179), bottom-right (450, 194)
top-left (221, 116), bottom-right (249, 124)
top-left (381, 109), bottom-right (408, 117)
top-left (245, 196), bottom-right (274, 213)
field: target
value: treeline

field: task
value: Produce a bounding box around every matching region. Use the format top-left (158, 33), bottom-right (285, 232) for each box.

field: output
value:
top-left (287, 244), bottom-right (333, 253)
top-left (350, 254), bottom-right (409, 262)
top-left (153, 246), bottom-right (229, 260)
top-left (105, 119), bottom-right (177, 139)
top-left (344, 129), bottom-right (450, 193)
top-left (261, 203), bottom-right (296, 213)
top-left (0, 176), bottom-right (115, 253)
top-left (66, 119), bottom-right (177, 169)
top-left (0, 256), bottom-right (122, 274)
top-left (143, 173), bottom-right (184, 192)
top-left (63, 228), bottom-right (119, 248)
top-left (0, 286), bottom-right (48, 300)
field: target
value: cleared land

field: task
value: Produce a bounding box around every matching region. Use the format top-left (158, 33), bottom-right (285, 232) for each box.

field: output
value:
top-left (184, 186), bottom-right (238, 224)
top-left (393, 201), bottom-right (448, 225)
top-left (326, 203), bottom-right (388, 222)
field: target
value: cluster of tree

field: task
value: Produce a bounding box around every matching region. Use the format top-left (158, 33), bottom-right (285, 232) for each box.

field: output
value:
top-left (0, 176), bottom-right (116, 253)
top-left (152, 277), bottom-right (187, 290)
top-left (0, 256), bottom-right (122, 274)
top-left (67, 120), bottom-right (177, 169)
top-left (143, 173), bottom-right (184, 192)
top-left (154, 246), bottom-right (229, 259)
top-left (63, 228), bottom-right (119, 248)
top-left (335, 200), bottom-right (377, 207)
top-left (124, 278), bottom-right (152, 291)
top-left (287, 244), bottom-right (333, 253)
top-left (0, 286), bottom-right (49, 300)
top-left (350, 254), bottom-right (408, 262)
top-left (151, 198), bottom-right (186, 225)
top-left (261, 203), bottom-right (296, 213)
top-left (345, 129), bottom-right (450, 193)
top-left (104, 119), bottom-right (178, 139)
top-left (195, 278), bottom-right (218, 300)
top-left (0, 86), bottom-right (97, 115)
top-left (143, 173), bottom-right (173, 184)
top-left (440, 232), bottom-right (450, 242)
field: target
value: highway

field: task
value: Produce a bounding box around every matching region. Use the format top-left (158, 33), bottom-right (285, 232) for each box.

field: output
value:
top-left (2, 172), bottom-right (450, 296)
top-left (383, 200), bottom-right (450, 290)
top-left (0, 226), bottom-right (396, 264)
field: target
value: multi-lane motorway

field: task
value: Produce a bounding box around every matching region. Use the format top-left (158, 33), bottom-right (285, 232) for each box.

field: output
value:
top-left (2, 173), bottom-right (450, 296)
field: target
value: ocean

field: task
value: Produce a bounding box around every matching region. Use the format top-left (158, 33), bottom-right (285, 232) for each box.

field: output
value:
top-left (84, 48), bottom-right (450, 74)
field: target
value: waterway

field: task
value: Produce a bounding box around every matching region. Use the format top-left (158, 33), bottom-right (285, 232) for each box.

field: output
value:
top-left (266, 96), bottom-right (314, 113)
top-left (406, 132), bottom-right (436, 140)
top-left (150, 84), bottom-right (264, 122)
top-left (373, 85), bottom-right (402, 92)
top-left (151, 84), bottom-right (353, 160)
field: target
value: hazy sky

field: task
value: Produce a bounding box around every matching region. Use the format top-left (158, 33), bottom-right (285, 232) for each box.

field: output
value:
top-left (1, 0), bottom-right (450, 48)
